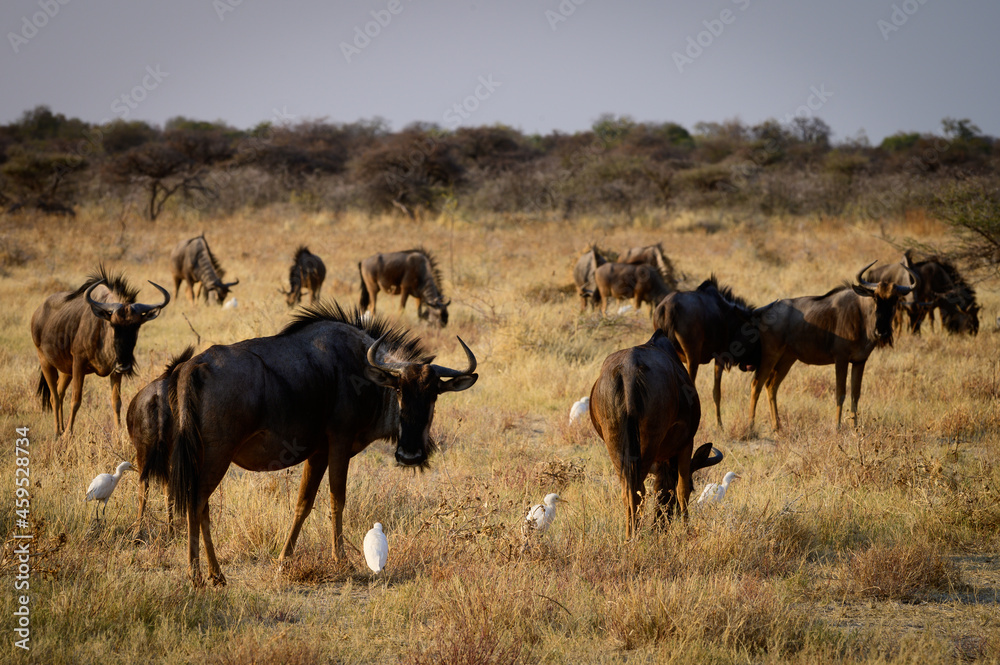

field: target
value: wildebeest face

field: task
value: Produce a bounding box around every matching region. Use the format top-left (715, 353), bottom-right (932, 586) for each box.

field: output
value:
top-left (87, 280), bottom-right (170, 374)
top-left (427, 303), bottom-right (449, 327)
top-left (364, 334), bottom-right (477, 466)
top-left (853, 261), bottom-right (915, 345)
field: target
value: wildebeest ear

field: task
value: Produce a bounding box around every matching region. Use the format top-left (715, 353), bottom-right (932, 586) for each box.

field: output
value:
top-left (438, 374), bottom-right (478, 393)
top-left (851, 284), bottom-right (874, 298)
top-left (364, 366), bottom-right (399, 389)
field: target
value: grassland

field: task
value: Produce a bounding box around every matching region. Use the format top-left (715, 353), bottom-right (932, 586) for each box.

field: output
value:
top-left (1, 204), bottom-right (998, 664)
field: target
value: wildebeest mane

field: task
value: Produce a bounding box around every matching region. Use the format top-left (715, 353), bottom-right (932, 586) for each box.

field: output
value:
top-left (198, 234), bottom-right (226, 278)
top-left (923, 254), bottom-right (976, 297)
top-left (66, 264), bottom-right (139, 304)
top-left (699, 274), bottom-right (754, 311)
top-left (281, 300), bottom-right (432, 364)
top-left (293, 245), bottom-right (311, 262)
top-left (399, 247), bottom-right (445, 295)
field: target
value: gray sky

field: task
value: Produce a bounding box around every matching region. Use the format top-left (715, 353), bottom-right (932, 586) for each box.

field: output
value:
top-left (2, 0), bottom-right (997, 143)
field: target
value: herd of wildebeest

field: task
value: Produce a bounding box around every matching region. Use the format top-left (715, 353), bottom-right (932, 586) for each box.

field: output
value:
top-left (27, 232), bottom-right (982, 585)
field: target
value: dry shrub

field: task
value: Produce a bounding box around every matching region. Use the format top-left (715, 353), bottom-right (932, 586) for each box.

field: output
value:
top-left (522, 282), bottom-right (574, 305)
top-left (532, 457), bottom-right (586, 492)
top-left (935, 403), bottom-right (1000, 441)
top-left (841, 542), bottom-right (961, 600)
top-left (204, 634), bottom-right (323, 665)
top-left (605, 575), bottom-right (811, 653)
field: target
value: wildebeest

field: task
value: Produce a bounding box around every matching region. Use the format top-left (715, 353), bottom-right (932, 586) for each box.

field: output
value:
top-left (748, 261), bottom-right (916, 431)
top-left (359, 248), bottom-right (450, 327)
top-left (909, 253), bottom-right (979, 335)
top-left (148, 303), bottom-right (477, 586)
top-left (170, 234), bottom-right (239, 305)
top-left (864, 252), bottom-right (924, 333)
top-left (127, 346), bottom-right (194, 538)
top-left (281, 246), bottom-right (326, 307)
top-left (590, 330), bottom-right (720, 538)
top-left (621, 242), bottom-right (678, 290)
top-left (572, 245), bottom-right (610, 310)
top-left (593, 262), bottom-right (674, 316)
top-left (654, 276), bottom-right (761, 429)
top-left (31, 267), bottom-right (170, 436)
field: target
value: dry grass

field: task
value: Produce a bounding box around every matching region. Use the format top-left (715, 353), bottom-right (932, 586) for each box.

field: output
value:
top-left (1, 204), bottom-right (998, 663)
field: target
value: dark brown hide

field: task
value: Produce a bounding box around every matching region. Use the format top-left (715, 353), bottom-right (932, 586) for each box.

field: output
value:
top-left (572, 245), bottom-right (609, 310)
top-left (359, 248), bottom-right (449, 326)
top-left (283, 246), bottom-right (326, 307)
top-left (594, 262), bottom-right (673, 316)
top-left (170, 234), bottom-right (238, 305)
top-left (589, 330), bottom-right (719, 539)
top-left (162, 303), bottom-right (477, 586)
top-left (31, 267), bottom-right (170, 435)
top-left (653, 276), bottom-right (760, 429)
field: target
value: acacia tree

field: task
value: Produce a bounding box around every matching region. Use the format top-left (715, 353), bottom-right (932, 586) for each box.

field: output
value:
top-left (931, 178), bottom-right (1000, 276)
top-left (0, 147), bottom-right (87, 214)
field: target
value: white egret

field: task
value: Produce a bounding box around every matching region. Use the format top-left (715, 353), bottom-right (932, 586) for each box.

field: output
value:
top-left (568, 396), bottom-right (590, 425)
top-left (363, 522), bottom-right (388, 573)
top-left (222, 297), bottom-right (238, 309)
top-left (525, 493), bottom-right (565, 531)
top-left (697, 471), bottom-right (740, 504)
top-left (85, 461), bottom-right (135, 519)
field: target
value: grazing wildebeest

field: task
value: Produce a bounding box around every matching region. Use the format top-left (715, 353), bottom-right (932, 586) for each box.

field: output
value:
top-left (572, 245), bottom-right (610, 310)
top-left (654, 276), bottom-right (761, 429)
top-left (590, 330), bottom-right (721, 538)
top-left (31, 267), bottom-right (170, 436)
top-left (282, 246), bottom-right (326, 307)
top-left (128, 346), bottom-right (194, 538)
top-left (621, 242), bottom-right (678, 290)
top-left (593, 262), bottom-right (674, 316)
top-left (170, 234), bottom-right (239, 305)
top-left (909, 254), bottom-right (979, 335)
top-left (359, 248), bottom-right (450, 327)
top-left (748, 261), bottom-right (916, 431)
top-left (149, 303), bottom-right (477, 586)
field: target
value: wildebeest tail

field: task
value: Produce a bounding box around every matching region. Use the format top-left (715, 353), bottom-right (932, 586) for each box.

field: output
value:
top-left (611, 372), bottom-right (644, 504)
top-left (168, 362), bottom-right (204, 514)
top-left (359, 262), bottom-right (371, 310)
top-left (141, 346), bottom-right (194, 488)
top-left (37, 372), bottom-right (52, 411)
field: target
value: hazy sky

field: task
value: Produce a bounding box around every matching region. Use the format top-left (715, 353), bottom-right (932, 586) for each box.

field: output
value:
top-left (2, 0), bottom-right (997, 143)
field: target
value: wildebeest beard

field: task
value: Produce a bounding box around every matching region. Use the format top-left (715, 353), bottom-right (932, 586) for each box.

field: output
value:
top-left (112, 325), bottom-right (140, 377)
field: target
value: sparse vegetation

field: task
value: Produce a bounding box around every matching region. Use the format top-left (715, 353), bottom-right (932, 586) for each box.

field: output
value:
top-left (0, 180), bottom-right (998, 663)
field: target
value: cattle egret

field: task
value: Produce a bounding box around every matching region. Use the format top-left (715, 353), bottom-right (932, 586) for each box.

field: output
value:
top-left (223, 298), bottom-right (238, 309)
top-left (86, 461), bottom-right (135, 519)
top-left (617, 304), bottom-right (635, 315)
top-left (363, 522), bottom-right (388, 573)
top-left (569, 396), bottom-right (590, 424)
top-left (525, 493), bottom-right (564, 531)
top-left (697, 471), bottom-right (740, 504)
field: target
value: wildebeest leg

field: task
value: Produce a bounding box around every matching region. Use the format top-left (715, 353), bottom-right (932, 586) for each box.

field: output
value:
top-left (40, 362), bottom-right (65, 434)
top-left (185, 278), bottom-right (196, 304)
top-left (674, 442), bottom-right (694, 520)
top-left (165, 486), bottom-right (175, 538)
top-left (328, 448), bottom-right (351, 562)
top-left (834, 359), bottom-right (849, 429)
top-left (200, 504), bottom-right (225, 586)
top-left (65, 358), bottom-right (87, 435)
top-left (749, 352), bottom-right (780, 430)
top-left (310, 285), bottom-right (321, 304)
top-left (110, 373), bottom-right (123, 429)
top-left (186, 499), bottom-right (204, 587)
top-left (277, 447), bottom-right (329, 566)
top-left (651, 462), bottom-right (679, 525)
top-left (765, 356), bottom-right (796, 431)
top-left (135, 477), bottom-right (149, 540)
top-left (713, 361), bottom-right (724, 429)
top-left (849, 361), bottom-right (866, 428)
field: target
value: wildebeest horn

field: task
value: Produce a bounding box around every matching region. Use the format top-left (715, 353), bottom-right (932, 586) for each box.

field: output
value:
top-left (224, 278), bottom-right (240, 287)
top-left (895, 264), bottom-right (918, 296)
top-left (366, 332), bottom-right (410, 375)
top-left (855, 261), bottom-right (879, 291)
top-left (85, 280), bottom-right (123, 318)
top-left (132, 281), bottom-right (171, 316)
top-left (440, 297), bottom-right (451, 307)
top-left (431, 336), bottom-right (477, 378)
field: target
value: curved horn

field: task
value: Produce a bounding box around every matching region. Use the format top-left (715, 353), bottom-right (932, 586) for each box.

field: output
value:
top-left (431, 336), bottom-right (477, 378)
top-left (895, 263), bottom-right (918, 296)
top-left (855, 261), bottom-right (879, 291)
top-left (440, 297), bottom-right (451, 307)
top-left (224, 278), bottom-right (240, 288)
top-left (366, 332), bottom-right (409, 375)
top-left (85, 280), bottom-right (122, 319)
top-left (132, 280), bottom-right (171, 315)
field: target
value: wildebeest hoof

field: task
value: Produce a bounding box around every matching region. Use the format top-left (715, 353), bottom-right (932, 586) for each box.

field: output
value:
top-left (210, 573), bottom-right (227, 587)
